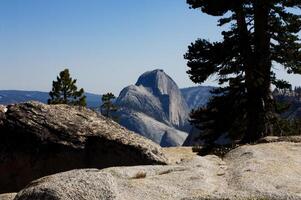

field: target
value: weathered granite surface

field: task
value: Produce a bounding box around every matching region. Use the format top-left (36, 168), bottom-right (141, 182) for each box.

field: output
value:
top-left (14, 142), bottom-right (301, 200)
top-left (0, 101), bottom-right (167, 193)
top-left (0, 193), bottom-right (16, 200)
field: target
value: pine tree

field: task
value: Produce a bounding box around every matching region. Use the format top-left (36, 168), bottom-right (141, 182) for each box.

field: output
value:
top-left (48, 69), bottom-right (86, 106)
top-left (185, 0), bottom-right (301, 143)
top-left (101, 93), bottom-right (118, 119)
top-left (294, 86), bottom-right (301, 100)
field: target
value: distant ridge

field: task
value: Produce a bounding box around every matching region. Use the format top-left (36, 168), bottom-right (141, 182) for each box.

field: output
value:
top-left (0, 90), bottom-right (101, 108)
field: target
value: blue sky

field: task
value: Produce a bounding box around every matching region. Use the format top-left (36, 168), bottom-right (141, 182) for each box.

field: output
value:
top-left (0, 0), bottom-right (300, 95)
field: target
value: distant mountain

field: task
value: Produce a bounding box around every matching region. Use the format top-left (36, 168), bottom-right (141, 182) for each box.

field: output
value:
top-left (0, 75), bottom-right (219, 147)
top-left (180, 86), bottom-right (214, 111)
top-left (0, 90), bottom-right (101, 108)
top-left (118, 110), bottom-right (187, 146)
top-left (116, 69), bottom-right (190, 146)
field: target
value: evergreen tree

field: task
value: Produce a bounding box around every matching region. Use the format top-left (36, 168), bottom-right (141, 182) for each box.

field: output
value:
top-left (101, 93), bottom-right (118, 119)
top-left (294, 86), bottom-right (301, 100)
top-left (185, 0), bottom-right (301, 143)
top-left (48, 69), bottom-right (86, 106)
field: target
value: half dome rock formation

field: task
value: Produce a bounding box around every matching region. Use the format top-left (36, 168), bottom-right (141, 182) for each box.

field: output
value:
top-left (0, 101), bottom-right (168, 193)
top-left (135, 69), bottom-right (189, 128)
top-left (14, 141), bottom-right (301, 200)
top-left (116, 69), bottom-right (189, 146)
top-left (118, 110), bottom-right (188, 144)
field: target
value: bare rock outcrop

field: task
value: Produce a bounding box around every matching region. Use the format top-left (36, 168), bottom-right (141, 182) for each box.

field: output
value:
top-left (0, 101), bottom-right (167, 193)
top-left (0, 193), bottom-right (16, 200)
top-left (14, 142), bottom-right (301, 200)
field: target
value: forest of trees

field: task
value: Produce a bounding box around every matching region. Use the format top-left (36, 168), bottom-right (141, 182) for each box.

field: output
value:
top-left (185, 0), bottom-right (301, 144)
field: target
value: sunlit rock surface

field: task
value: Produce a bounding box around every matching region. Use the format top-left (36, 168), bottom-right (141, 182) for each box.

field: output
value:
top-left (14, 142), bottom-right (301, 200)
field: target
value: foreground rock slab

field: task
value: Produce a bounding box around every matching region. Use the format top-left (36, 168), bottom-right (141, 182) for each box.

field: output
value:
top-left (0, 193), bottom-right (16, 200)
top-left (0, 101), bottom-right (167, 193)
top-left (15, 142), bottom-right (301, 200)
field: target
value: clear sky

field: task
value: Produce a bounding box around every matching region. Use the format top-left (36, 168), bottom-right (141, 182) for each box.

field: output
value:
top-left (0, 0), bottom-right (300, 95)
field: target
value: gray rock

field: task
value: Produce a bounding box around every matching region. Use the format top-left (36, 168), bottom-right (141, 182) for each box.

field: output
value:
top-left (0, 193), bottom-right (16, 200)
top-left (224, 142), bottom-right (301, 199)
top-left (0, 101), bottom-right (167, 193)
top-left (118, 110), bottom-right (187, 145)
top-left (14, 142), bottom-right (301, 200)
top-left (15, 169), bottom-right (117, 200)
top-left (135, 69), bottom-right (189, 129)
top-left (116, 69), bottom-right (189, 146)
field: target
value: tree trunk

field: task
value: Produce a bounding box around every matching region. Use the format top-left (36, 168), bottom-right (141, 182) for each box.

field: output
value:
top-left (254, 0), bottom-right (273, 137)
top-left (235, 5), bottom-right (263, 143)
top-left (235, 2), bottom-right (273, 143)
top-left (243, 0), bottom-right (273, 142)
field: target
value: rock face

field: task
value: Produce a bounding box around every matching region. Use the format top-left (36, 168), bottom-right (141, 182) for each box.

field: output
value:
top-left (14, 142), bottom-right (301, 200)
top-left (116, 69), bottom-right (189, 146)
top-left (224, 142), bottom-right (301, 199)
top-left (14, 169), bottom-right (118, 200)
top-left (0, 101), bottom-right (167, 193)
top-left (118, 110), bottom-right (188, 144)
top-left (135, 70), bottom-right (189, 128)
top-left (0, 193), bottom-right (16, 200)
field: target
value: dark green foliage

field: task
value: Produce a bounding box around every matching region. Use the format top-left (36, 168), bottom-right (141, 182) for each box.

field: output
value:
top-left (185, 0), bottom-right (301, 144)
top-left (271, 86), bottom-right (301, 135)
top-left (190, 82), bottom-right (247, 144)
top-left (48, 69), bottom-right (86, 106)
top-left (273, 118), bottom-right (301, 136)
top-left (294, 86), bottom-right (301, 100)
top-left (101, 93), bottom-right (118, 120)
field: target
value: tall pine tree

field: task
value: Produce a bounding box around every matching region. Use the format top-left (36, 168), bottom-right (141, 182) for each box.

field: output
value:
top-left (185, 0), bottom-right (301, 143)
top-left (48, 69), bottom-right (86, 106)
